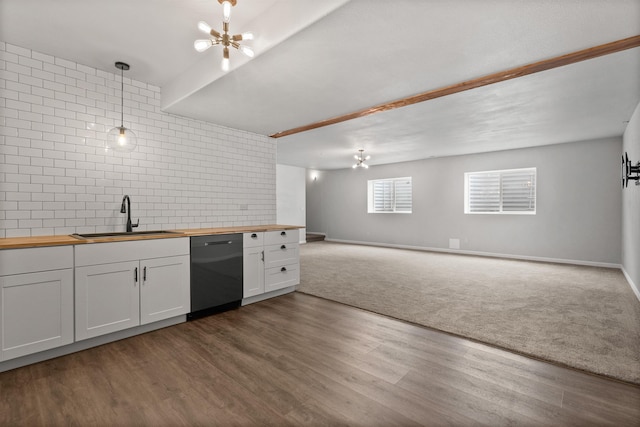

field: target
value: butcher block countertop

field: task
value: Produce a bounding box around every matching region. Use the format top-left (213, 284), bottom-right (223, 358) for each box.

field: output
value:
top-left (0, 225), bottom-right (303, 250)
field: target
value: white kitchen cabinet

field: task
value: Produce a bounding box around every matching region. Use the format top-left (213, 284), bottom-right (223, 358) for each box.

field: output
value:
top-left (75, 238), bottom-right (190, 341)
top-left (242, 229), bottom-right (300, 303)
top-left (264, 230), bottom-right (300, 292)
top-left (75, 261), bottom-right (140, 340)
top-left (140, 255), bottom-right (190, 325)
top-left (243, 232), bottom-right (264, 298)
top-left (0, 246), bottom-right (74, 361)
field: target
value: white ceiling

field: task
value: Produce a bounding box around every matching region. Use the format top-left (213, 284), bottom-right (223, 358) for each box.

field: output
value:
top-left (1, 0), bottom-right (639, 170)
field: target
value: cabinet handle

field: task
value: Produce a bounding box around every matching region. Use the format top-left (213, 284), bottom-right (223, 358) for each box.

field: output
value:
top-left (280, 231), bottom-right (286, 236)
top-left (261, 250), bottom-right (264, 262)
top-left (281, 244), bottom-right (287, 250)
top-left (251, 233), bottom-right (257, 238)
top-left (143, 266), bottom-right (147, 282)
top-left (281, 267), bottom-right (287, 272)
top-left (134, 267), bottom-right (138, 283)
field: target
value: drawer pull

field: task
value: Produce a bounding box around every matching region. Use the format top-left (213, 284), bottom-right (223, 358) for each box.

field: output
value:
top-left (280, 231), bottom-right (286, 236)
top-left (281, 245), bottom-right (287, 250)
top-left (251, 233), bottom-right (257, 238)
top-left (281, 267), bottom-right (287, 272)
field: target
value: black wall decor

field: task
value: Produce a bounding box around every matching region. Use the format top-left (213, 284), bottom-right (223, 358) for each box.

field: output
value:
top-left (621, 152), bottom-right (640, 188)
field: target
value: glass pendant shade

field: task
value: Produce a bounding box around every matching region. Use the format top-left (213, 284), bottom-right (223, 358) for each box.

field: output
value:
top-left (106, 126), bottom-right (137, 152)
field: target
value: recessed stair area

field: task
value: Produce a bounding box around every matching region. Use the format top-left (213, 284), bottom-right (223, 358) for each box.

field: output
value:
top-left (306, 233), bottom-right (325, 243)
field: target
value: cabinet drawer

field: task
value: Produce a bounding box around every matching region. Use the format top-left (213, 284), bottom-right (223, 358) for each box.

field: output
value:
top-left (243, 232), bottom-right (264, 248)
top-left (0, 246), bottom-right (73, 276)
top-left (264, 243), bottom-right (299, 269)
top-left (264, 229), bottom-right (299, 246)
top-left (265, 263), bottom-right (299, 292)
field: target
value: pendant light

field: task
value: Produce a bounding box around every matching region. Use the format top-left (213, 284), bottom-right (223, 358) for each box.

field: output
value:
top-left (194, 0), bottom-right (254, 72)
top-left (106, 62), bottom-right (137, 152)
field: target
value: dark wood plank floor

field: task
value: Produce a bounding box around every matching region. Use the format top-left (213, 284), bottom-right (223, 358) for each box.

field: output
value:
top-left (1, 292), bottom-right (639, 426)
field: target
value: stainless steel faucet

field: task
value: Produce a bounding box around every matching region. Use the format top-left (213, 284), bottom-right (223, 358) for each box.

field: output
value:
top-left (120, 195), bottom-right (139, 232)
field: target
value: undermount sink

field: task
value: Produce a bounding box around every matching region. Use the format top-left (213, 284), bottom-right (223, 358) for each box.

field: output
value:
top-left (71, 230), bottom-right (183, 239)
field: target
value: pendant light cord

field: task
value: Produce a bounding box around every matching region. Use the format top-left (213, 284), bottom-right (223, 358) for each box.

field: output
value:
top-left (120, 66), bottom-right (124, 128)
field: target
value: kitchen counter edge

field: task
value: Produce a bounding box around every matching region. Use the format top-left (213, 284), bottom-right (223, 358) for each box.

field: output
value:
top-left (0, 225), bottom-right (304, 250)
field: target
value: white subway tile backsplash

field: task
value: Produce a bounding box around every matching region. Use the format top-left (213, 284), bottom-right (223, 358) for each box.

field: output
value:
top-left (0, 42), bottom-right (276, 237)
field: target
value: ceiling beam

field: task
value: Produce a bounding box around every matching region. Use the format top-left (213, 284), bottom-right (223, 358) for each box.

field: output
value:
top-left (270, 34), bottom-right (640, 139)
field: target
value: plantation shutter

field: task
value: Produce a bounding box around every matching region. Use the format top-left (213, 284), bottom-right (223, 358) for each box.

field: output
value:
top-left (370, 177), bottom-right (412, 213)
top-left (468, 172), bottom-right (501, 212)
top-left (394, 178), bottom-right (412, 212)
top-left (466, 168), bottom-right (536, 214)
top-left (373, 180), bottom-right (394, 212)
top-left (501, 170), bottom-right (536, 212)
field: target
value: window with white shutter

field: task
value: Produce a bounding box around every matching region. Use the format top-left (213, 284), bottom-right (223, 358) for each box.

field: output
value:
top-left (368, 177), bottom-right (412, 213)
top-left (464, 168), bottom-right (536, 214)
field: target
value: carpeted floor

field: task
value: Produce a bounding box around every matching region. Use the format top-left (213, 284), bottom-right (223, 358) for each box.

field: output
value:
top-left (297, 241), bottom-right (640, 385)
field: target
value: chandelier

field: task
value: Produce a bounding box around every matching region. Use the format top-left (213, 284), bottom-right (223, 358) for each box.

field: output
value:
top-left (194, 0), bottom-right (254, 72)
top-left (352, 149), bottom-right (370, 169)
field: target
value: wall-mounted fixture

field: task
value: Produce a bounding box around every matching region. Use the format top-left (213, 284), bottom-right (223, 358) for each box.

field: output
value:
top-left (106, 62), bottom-right (137, 152)
top-left (353, 149), bottom-right (370, 169)
top-left (621, 152), bottom-right (640, 187)
top-left (194, 0), bottom-right (254, 72)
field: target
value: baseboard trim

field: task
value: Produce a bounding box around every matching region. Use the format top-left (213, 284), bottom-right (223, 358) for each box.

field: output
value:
top-left (241, 286), bottom-right (296, 306)
top-left (324, 238), bottom-right (622, 269)
top-left (621, 266), bottom-right (640, 302)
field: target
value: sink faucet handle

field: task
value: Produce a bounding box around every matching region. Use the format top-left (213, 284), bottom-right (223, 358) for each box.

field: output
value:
top-left (132, 218), bottom-right (139, 229)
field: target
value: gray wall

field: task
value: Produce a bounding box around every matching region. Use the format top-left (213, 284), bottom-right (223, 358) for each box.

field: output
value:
top-left (622, 102), bottom-right (640, 291)
top-left (307, 138), bottom-right (622, 265)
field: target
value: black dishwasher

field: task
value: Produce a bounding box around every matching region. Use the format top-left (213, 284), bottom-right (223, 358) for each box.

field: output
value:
top-left (188, 234), bottom-right (243, 319)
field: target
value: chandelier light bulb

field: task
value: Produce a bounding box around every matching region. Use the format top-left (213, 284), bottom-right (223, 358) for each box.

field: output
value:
top-left (221, 57), bottom-right (230, 72)
top-left (118, 128), bottom-right (127, 146)
top-left (239, 45), bottom-right (254, 57)
top-left (194, 39), bottom-right (213, 52)
top-left (198, 21), bottom-right (212, 34)
top-left (241, 32), bottom-right (254, 40)
top-left (222, 1), bottom-right (232, 23)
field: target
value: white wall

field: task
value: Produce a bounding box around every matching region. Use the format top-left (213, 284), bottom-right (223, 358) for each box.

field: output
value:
top-left (0, 42), bottom-right (276, 238)
top-left (307, 138), bottom-right (622, 265)
top-left (622, 101), bottom-right (640, 295)
top-left (276, 164), bottom-right (305, 241)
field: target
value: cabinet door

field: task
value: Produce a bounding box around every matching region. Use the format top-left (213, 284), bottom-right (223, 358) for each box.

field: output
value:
top-left (75, 261), bottom-right (140, 341)
top-left (140, 255), bottom-right (190, 325)
top-left (243, 246), bottom-right (264, 298)
top-left (1, 269), bottom-right (73, 361)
